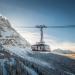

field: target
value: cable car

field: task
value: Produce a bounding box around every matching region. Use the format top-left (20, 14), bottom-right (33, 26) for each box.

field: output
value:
top-left (31, 25), bottom-right (50, 52)
top-left (31, 42), bottom-right (50, 51)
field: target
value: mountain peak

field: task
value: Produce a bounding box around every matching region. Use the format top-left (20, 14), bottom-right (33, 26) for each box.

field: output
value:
top-left (0, 16), bottom-right (7, 19)
top-left (0, 16), bottom-right (11, 27)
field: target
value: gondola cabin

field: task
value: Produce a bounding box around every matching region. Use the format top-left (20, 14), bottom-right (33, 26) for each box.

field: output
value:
top-left (31, 42), bottom-right (50, 51)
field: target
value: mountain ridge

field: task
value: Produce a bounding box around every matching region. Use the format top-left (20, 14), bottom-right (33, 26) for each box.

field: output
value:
top-left (52, 48), bottom-right (75, 54)
top-left (0, 16), bottom-right (30, 49)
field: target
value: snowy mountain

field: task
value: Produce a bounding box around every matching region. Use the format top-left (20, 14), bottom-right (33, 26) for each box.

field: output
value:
top-left (52, 49), bottom-right (75, 54)
top-left (0, 16), bottom-right (75, 75)
top-left (0, 16), bottom-right (30, 48)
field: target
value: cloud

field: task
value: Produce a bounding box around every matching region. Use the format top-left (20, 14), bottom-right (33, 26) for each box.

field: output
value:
top-left (19, 31), bottom-right (40, 44)
top-left (16, 30), bottom-right (75, 51)
top-left (47, 40), bottom-right (75, 51)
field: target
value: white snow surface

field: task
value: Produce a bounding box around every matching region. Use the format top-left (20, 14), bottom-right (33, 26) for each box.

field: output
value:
top-left (4, 46), bottom-right (32, 55)
top-left (25, 66), bottom-right (38, 75)
top-left (21, 62), bottom-right (38, 75)
top-left (4, 45), bottom-right (54, 69)
top-left (0, 58), bottom-right (16, 75)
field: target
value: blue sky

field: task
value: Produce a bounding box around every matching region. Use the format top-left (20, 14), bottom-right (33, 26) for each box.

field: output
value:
top-left (0, 0), bottom-right (75, 50)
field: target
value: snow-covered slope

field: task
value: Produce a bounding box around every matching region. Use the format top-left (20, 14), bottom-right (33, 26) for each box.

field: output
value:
top-left (0, 44), bottom-right (36, 75)
top-left (0, 16), bottom-right (31, 54)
